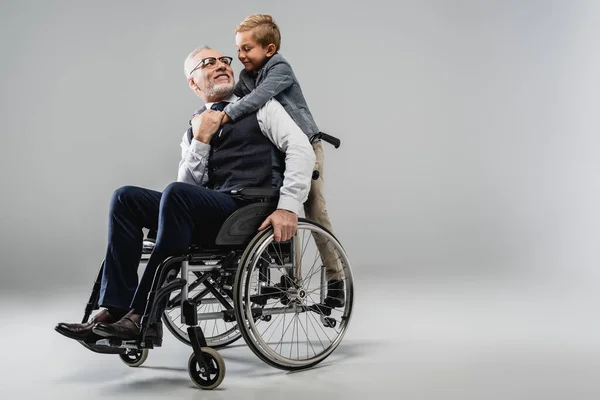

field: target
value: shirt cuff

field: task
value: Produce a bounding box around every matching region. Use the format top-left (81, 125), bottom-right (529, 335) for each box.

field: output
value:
top-left (224, 104), bottom-right (240, 121)
top-left (277, 195), bottom-right (301, 215)
top-left (189, 138), bottom-right (210, 155)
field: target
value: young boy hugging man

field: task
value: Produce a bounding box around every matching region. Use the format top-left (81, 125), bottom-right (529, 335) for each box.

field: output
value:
top-left (222, 13), bottom-right (344, 307)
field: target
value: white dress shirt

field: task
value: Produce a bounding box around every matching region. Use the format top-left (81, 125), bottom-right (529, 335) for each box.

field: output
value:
top-left (177, 94), bottom-right (315, 215)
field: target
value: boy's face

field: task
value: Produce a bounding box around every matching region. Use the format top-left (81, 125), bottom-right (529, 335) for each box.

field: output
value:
top-left (235, 30), bottom-right (276, 72)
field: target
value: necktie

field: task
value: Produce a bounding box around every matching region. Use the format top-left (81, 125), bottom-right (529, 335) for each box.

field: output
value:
top-left (210, 101), bottom-right (229, 111)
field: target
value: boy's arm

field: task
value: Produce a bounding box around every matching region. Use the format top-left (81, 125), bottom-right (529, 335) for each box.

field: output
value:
top-left (224, 61), bottom-right (295, 122)
top-left (233, 74), bottom-right (251, 97)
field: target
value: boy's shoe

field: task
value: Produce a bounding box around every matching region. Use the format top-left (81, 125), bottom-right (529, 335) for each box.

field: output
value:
top-left (324, 279), bottom-right (345, 308)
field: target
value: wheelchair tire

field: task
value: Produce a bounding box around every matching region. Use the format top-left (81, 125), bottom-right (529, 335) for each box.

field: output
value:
top-left (119, 348), bottom-right (149, 367)
top-left (188, 347), bottom-right (225, 390)
top-left (233, 220), bottom-right (354, 371)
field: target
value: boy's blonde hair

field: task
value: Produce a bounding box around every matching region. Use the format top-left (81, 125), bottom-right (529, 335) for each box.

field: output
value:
top-left (235, 14), bottom-right (281, 51)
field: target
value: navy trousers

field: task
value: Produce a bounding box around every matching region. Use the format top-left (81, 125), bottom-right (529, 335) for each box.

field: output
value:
top-left (98, 182), bottom-right (247, 313)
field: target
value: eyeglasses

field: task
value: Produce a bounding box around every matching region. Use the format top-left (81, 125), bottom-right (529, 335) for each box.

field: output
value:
top-left (189, 56), bottom-right (233, 75)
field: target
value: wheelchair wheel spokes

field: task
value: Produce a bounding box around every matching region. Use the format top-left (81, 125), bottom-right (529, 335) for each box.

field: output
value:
top-left (234, 221), bottom-right (354, 371)
top-left (163, 270), bottom-right (241, 349)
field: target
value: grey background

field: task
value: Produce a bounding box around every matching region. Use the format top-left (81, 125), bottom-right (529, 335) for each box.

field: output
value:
top-left (1, 0), bottom-right (599, 292)
top-left (2, 1), bottom-right (600, 398)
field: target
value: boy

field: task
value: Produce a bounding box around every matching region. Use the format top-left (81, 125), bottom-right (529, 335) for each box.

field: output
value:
top-left (222, 13), bottom-right (345, 308)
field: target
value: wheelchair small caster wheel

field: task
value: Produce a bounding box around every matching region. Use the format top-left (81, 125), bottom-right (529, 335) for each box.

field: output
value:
top-left (323, 317), bottom-right (336, 328)
top-left (119, 348), bottom-right (149, 367)
top-left (188, 347), bottom-right (225, 390)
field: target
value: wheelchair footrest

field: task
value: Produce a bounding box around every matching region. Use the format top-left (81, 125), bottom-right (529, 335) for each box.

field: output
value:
top-left (78, 340), bottom-right (127, 355)
top-left (93, 337), bottom-right (162, 349)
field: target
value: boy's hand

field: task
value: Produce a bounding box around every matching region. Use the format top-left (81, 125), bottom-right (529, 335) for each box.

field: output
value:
top-left (192, 110), bottom-right (224, 144)
top-left (221, 113), bottom-right (232, 125)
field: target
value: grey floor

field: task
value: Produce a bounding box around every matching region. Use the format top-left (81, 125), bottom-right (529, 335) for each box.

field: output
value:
top-left (2, 266), bottom-right (600, 399)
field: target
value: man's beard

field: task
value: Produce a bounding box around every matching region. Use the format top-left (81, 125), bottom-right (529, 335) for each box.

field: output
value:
top-left (207, 81), bottom-right (234, 98)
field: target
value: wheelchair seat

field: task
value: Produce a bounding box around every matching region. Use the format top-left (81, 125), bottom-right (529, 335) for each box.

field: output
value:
top-left (144, 187), bottom-right (279, 250)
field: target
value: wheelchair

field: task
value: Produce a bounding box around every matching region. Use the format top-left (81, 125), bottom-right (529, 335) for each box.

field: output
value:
top-left (74, 133), bottom-right (354, 390)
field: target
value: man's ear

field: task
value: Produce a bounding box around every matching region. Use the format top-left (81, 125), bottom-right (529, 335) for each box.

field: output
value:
top-left (266, 43), bottom-right (277, 57)
top-left (187, 76), bottom-right (197, 91)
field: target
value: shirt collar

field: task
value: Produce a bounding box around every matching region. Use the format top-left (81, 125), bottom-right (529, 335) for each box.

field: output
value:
top-left (204, 93), bottom-right (238, 110)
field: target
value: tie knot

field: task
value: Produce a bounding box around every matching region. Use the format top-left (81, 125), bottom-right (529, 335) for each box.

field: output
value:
top-left (210, 101), bottom-right (229, 111)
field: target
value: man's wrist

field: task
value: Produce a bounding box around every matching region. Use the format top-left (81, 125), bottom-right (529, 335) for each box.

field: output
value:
top-left (276, 196), bottom-right (301, 215)
top-left (194, 130), bottom-right (212, 144)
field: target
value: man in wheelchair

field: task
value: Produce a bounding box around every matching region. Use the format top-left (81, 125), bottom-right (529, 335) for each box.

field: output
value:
top-left (55, 45), bottom-right (317, 344)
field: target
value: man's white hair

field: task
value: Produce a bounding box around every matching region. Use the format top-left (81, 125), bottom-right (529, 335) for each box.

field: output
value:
top-left (184, 45), bottom-right (212, 76)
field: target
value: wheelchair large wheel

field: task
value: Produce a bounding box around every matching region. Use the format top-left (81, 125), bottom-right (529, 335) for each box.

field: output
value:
top-left (233, 220), bottom-right (354, 371)
top-left (163, 270), bottom-right (241, 349)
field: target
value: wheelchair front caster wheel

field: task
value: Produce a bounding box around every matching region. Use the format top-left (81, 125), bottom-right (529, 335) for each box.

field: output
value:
top-left (119, 348), bottom-right (149, 367)
top-left (188, 347), bottom-right (226, 390)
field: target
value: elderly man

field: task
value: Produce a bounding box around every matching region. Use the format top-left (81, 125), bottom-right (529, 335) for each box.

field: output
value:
top-left (55, 46), bottom-right (315, 344)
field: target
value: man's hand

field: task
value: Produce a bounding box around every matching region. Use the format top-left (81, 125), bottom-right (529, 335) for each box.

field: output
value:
top-left (258, 209), bottom-right (298, 242)
top-left (221, 112), bottom-right (232, 125)
top-left (191, 110), bottom-right (224, 144)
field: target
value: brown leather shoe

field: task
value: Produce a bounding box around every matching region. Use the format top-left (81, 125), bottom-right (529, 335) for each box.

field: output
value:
top-left (55, 309), bottom-right (116, 341)
top-left (92, 311), bottom-right (140, 339)
top-left (92, 311), bottom-right (163, 344)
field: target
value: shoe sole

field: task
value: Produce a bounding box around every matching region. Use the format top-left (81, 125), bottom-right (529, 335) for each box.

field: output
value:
top-left (54, 326), bottom-right (103, 342)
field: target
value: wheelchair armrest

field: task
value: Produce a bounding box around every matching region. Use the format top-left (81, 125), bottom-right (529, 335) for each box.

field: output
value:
top-left (230, 187), bottom-right (280, 200)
